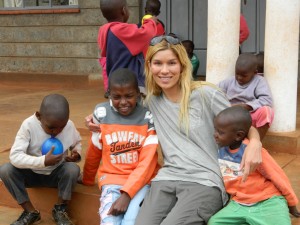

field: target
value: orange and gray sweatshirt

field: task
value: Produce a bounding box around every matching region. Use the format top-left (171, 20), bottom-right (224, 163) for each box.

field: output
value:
top-left (82, 101), bottom-right (160, 198)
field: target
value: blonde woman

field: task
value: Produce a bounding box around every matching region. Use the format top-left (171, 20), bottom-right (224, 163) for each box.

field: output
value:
top-left (134, 35), bottom-right (262, 225)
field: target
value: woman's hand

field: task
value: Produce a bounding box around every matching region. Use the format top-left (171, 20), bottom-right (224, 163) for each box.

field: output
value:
top-left (85, 114), bottom-right (101, 132)
top-left (241, 127), bottom-right (262, 182)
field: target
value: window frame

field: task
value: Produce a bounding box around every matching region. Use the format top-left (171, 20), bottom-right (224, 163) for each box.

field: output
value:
top-left (0, 0), bottom-right (80, 14)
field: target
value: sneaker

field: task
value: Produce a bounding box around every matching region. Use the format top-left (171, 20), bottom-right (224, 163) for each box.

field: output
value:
top-left (11, 210), bottom-right (41, 225)
top-left (52, 204), bottom-right (74, 225)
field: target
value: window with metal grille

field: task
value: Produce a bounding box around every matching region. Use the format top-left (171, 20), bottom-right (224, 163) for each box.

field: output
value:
top-left (0, 0), bottom-right (78, 10)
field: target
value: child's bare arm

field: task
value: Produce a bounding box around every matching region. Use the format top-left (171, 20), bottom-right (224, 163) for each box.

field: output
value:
top-left (289, 206), bottom-right (300, 217)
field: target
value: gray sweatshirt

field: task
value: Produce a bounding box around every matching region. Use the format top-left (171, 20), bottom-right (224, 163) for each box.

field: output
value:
top-left (218, 75), bottom-right (273, 111)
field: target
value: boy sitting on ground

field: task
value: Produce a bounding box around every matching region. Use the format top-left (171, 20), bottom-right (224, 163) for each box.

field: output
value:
top-left (0, 94), bottom-right (81, 225)
top-left (209, 106), bottom-right (300, 225)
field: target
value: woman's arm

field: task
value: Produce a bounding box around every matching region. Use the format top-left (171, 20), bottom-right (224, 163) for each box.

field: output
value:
top-left (241, 126), bottom-right (262, 182)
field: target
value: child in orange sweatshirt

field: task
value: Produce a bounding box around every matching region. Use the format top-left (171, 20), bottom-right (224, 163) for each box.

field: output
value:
top-left (209, 106), bottom-right (300, 225)
top-left (79, 68), bottom-right (160, 225)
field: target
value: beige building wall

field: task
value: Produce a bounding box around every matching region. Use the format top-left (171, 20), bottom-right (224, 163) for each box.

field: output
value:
top-left (0, 0), bottom-right (140, 75)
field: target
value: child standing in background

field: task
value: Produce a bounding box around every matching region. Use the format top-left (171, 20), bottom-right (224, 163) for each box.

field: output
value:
top-left (182, 39), bottom-right (200, 79)
top-left (142, 0), bottom-right (165, 36)
top-left (209, 106), bottom-right (300, 225)
top-left (140, 0), bottom-right (165, 57)
top-left (98, 0), bottom-right (158, 95)
top-left (239, 14), bottom-right (250, 45)
top-left (80, 68), bottom-right (160, 225)
top-left (218, 53), bottom-right (274, 140)
top-left (256, 52), bottom-right (264, 76)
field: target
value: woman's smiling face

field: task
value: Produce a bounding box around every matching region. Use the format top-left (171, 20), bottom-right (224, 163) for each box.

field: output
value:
top-left (149, 49), bottom-right (182, 93)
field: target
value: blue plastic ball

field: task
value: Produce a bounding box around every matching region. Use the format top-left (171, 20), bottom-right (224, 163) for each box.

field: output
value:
top-left (41, 137), bottom-right (64, 155)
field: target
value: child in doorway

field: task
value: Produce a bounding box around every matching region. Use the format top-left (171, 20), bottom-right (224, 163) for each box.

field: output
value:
top-left (98, 0), bottom-right (159, 96)
top-left (218, 53), bottom-right (274, 140)
top-left (182, 39), bottom-right (200, 79)
top-left (256, 52), bottom-right (264, 76)
top-left (140, 0), bottom-right (165, 57)
top-left (239, 14), bottom-right (250, 54)
top-left (209, 106), bottom-right (300, 225)
top-left (239, 14), bottom-right (250, 45)
top-left (79, 68), bottom-right (160, 225)
top-left (0, 94), bottom-right (82, 225)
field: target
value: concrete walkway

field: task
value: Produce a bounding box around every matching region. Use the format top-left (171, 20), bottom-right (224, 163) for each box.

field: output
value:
top-left (0, 74), bottom-right (300, 224)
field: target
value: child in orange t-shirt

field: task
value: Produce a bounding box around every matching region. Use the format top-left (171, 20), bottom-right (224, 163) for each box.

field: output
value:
top-left (209, 106), bottom-right (300, 225)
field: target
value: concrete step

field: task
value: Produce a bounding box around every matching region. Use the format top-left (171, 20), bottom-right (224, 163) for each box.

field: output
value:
top-left (263, 130), bottom-right (300, 155)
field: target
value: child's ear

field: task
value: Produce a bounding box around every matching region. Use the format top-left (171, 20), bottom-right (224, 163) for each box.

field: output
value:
top-left (36, 111), bottom-right (41, 121)
top-left (236, 130), bottom-right (246, 142)
top-left (122, 6), bottom-right (127, 16)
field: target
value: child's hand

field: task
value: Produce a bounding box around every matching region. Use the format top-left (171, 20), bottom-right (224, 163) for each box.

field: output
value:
top-left (107, 192), bottom-right (131, 216)
top-left (233, 103), bottom-right (252, 111)
top-left (44, 146), bottom-right (63, 166)
top-left (85, 114), bottom-right (101, 132)
top-left (65, 149), bottom-right (80, 162)
top-left (289, 206), bottom-right (300, 217)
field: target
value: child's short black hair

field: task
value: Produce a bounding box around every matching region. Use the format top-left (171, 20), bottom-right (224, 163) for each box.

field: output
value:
top-left (100, 0), bottom-right (127, 21)
top-left (40, 94), bottom-right (69, 121)
top-left (145, 0), bottom-right (161, 16)
top-left (108, 68), bottom-right (139, 93)
top-left (182, 40), bottom-right (195, 51)
top-left (236, 53), bottom-right (257, 72)
top-left (217, 106), bottom-right (252, 136)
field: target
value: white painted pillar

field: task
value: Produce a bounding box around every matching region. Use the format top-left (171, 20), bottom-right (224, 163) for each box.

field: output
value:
top-left (206, 0), bottom-right (240, 84)
top-left (265, 0), bottom-right (300, 132)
